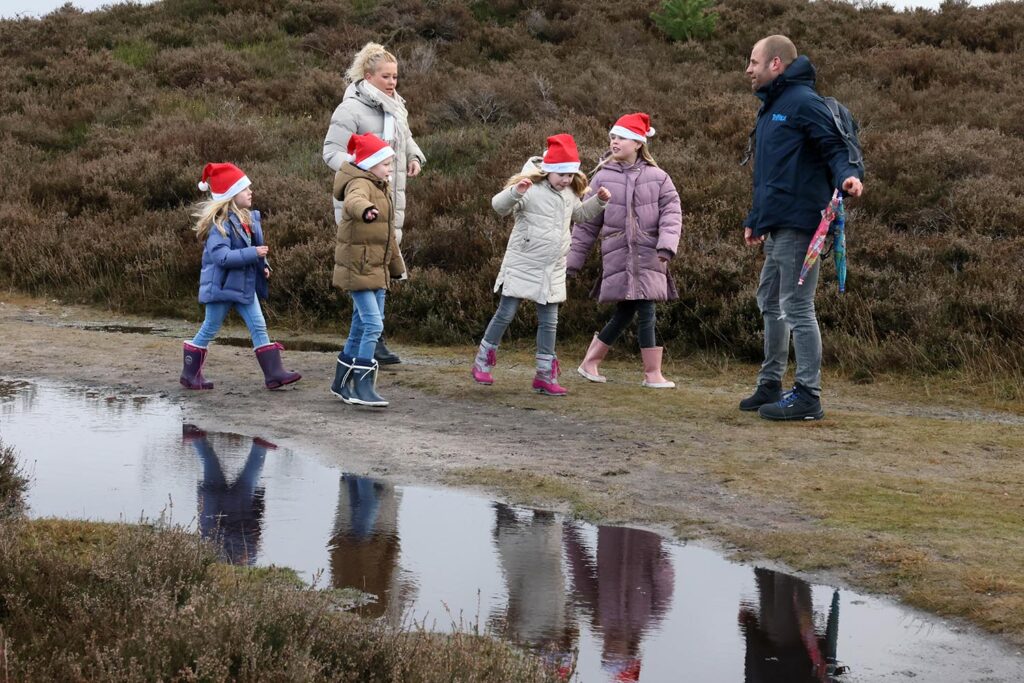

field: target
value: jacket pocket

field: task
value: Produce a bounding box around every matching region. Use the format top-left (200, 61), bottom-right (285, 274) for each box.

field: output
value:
top-left (359, 245), bottom-right (370, 275)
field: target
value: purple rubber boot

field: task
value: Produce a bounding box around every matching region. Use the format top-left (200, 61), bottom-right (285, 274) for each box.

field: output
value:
top-left (255, 342), bottom-right (302, 389)
top-left (180, 342), bottom-right (214, 390)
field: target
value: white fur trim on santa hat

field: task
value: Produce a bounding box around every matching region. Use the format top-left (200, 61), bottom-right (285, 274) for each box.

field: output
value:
top-left (210, 175), bottom-right (251, 202)
top-left (355, 145), bottom-right (395, 171)
top-left (540, 160), bottom-right (581, 174)
top-left (610, 125), bottom-right (653, 143)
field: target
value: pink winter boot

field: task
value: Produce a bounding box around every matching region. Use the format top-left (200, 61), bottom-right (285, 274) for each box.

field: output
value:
top-left (577, 334), bottom-right (610, 383)
top-left (640, 347), bottom-right (675, 389)
top-left (532, 354), bottom-right (567, 396)
top-left (471, 341), bottom-right (498, 385)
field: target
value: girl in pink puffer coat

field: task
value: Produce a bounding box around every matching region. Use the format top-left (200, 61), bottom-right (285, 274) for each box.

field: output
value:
top-left (566, 113), bottom-right (683, 389)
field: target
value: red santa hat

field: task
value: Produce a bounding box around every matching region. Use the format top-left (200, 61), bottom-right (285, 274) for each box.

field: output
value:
top-left (197, 163), bottom-right (251, 201)
top-left (347, 132), bottom-right (395, 171)
top-left (610, 112), bottom-right (656, 143)
top-left (540, 133), bottom-right (581, 174)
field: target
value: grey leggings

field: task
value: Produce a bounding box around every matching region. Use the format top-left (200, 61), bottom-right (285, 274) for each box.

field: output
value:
top-left (483, 295), bottom-right (559, 356)
top-left (597, 300), bottom-right (657, 348)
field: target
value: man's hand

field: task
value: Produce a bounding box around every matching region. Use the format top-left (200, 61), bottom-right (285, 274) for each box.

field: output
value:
top-left (408, 159), bottom-right (422, 177)
top-left (744, 227), bottom-right (764, 246)
top-left (596, 186), bottom-right (611, 202)
top-left (842, 176), bottom-right (864, 198)
top-left (363, 206), bottom-right (379, 222)
top-left (255, 245), bottom-right (269, 257)
top-left (514, 178), bottom-right (533, 194)
top-left (264, 267), bottom-right (271, 279)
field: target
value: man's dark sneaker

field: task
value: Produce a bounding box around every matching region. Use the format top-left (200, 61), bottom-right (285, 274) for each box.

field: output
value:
top-left (374, 337), bottom-right (401, 365)
top-left (738, 380), bottom-right (783, 412)
top-left (757, 385), bottom-right (825, 421)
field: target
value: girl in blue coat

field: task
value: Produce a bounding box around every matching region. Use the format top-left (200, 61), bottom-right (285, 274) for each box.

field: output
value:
top-left (180, 163), bottom-right (301, 390)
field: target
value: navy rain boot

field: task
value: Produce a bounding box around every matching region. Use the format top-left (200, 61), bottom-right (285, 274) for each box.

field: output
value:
top-left (738, 380), bottom-right (783, 411)
top-left (255, 342), bottom-right (302, 389)
top-left (757, 384), bottom-right (825, 421)
top-left (349, 358), bottom-right (388, 407)
top-left (331, 352), bottom-right (355, 403)
top-left (374, 336), bottom-right (401, 365)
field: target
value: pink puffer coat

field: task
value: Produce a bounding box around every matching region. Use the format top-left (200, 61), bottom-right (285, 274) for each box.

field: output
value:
top-left (567, 160), bottom-right (682, 303)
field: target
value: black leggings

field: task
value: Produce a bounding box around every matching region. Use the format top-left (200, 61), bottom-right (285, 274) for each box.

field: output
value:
top-left (597, 300), bottom-right (657, 348)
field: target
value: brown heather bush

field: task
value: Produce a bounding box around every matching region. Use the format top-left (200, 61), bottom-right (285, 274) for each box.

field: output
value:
top-left (2, 0), bottom-right (1024, 386)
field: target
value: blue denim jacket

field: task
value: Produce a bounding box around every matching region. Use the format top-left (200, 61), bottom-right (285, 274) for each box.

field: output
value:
top-left (197, 210), bottom-right (269, 304)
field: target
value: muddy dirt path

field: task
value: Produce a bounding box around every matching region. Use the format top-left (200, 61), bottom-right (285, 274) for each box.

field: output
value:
top-left (4, 296), bottom-right (1024, 658)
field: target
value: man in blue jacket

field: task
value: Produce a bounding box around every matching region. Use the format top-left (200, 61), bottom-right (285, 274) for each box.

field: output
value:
top-left (739, 35), bottom-right (864, 421)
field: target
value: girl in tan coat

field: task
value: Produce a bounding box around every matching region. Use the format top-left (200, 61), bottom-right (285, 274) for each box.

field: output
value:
top-left (330, 133), bottom-right (406, 408)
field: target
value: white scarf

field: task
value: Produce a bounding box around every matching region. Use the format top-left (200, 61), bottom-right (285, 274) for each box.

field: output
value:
top-left (359, 80), bottom-right (411, 155)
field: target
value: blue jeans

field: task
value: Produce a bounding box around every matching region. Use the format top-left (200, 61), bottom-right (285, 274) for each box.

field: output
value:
top-left (191, 298), bottom-right (271, 349)
top-left (482, 295), bottom-right (559, 357)
top-left (756, 229), bottom-right (822, 395)
top-left (344, 289), bottom-right (386, 360)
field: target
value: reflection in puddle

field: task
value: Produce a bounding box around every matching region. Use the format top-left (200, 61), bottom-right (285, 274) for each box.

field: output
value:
top-left (2, 378), bottom-right (1022, 682)
top-left (185, 425), bottom-right (268, 565)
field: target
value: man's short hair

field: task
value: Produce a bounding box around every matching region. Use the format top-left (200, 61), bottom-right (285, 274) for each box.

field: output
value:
top-left (760, 35), bottom-right (798, 67)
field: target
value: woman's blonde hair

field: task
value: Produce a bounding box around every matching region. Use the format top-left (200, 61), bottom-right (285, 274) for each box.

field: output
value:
top-left (504, 168), bottom-right (591, 198)
top-left (589, 141), bottom-right (659, 176)
top-left (192, 197), bottom-right (251, 241)
top-left (347, 42), bottom-right (398, 84)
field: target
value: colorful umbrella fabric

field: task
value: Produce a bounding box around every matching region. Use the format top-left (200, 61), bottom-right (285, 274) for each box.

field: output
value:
top-left (798, 189), bottom-right (842, 287)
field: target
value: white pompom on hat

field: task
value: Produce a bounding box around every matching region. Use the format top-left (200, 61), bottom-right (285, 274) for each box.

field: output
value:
top-left (540, 133), bottom-right (581, 174)
top-left (346, 132), bottom-right (395, 171)
top-left (197, 163), bottom-right (251, 201)
top-left (610, 112), bottom-right (656, 143)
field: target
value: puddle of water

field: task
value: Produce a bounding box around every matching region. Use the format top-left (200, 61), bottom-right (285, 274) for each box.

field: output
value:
top-left (213, 337), bottom-right (339, 353)
top-left (79, 324), bottom-right (166, 335)
top-left (1, 377), bottom-right (1021, 682)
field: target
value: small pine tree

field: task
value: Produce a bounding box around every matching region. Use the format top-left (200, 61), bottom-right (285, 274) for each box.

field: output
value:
top-left (651, 0), bottom-right (718, 42)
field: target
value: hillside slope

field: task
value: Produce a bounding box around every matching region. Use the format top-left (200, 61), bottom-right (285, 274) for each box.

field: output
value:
top-left (1, 0), bottom-right (1023, 383)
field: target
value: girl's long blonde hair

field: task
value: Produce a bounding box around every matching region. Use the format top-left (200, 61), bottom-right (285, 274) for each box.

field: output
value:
top-left (347, 42), bottom-right (397, 84)
top-left (589, 141), bottom-right (659, 176)
top-left (192, 197), bottom-right (251, 241)
top-left (504, 168), bottom-right (591, 198)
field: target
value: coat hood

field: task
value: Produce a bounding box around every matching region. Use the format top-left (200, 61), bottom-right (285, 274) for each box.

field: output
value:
top-left (334, 162), bottom-right (388, 201)
top-left (594, 155), bottom-right (648, 175)
top-left (522, 156), bottom-right (544, 175)
top-left (756, 55), bottom-right (816, 103)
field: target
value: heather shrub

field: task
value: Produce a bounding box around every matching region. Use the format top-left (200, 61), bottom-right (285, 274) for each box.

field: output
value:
top-left (0, 516), bottom-right (564, 682)
top-left (2, 0), bottom-right (1024, 382)
top-left (0, 439), bottom-right (28, 521)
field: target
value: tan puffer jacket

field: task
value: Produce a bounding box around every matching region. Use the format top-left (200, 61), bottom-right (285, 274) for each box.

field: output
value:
top-left (332, 163), bottom-right (407, 292)
top-left (491, 157), bottom-right (607, 305)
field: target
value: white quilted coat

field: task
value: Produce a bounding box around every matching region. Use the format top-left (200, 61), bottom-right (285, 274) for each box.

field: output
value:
top-left (492, 158), bottom-right (606, 305)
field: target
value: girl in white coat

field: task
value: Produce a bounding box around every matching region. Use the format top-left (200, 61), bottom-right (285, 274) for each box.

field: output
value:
top-left (472, 134), bottom-right (610, 395)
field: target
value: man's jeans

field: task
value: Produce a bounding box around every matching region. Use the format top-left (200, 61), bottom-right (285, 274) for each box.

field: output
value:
top-left (756, 229), bottom-right (822, 396)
